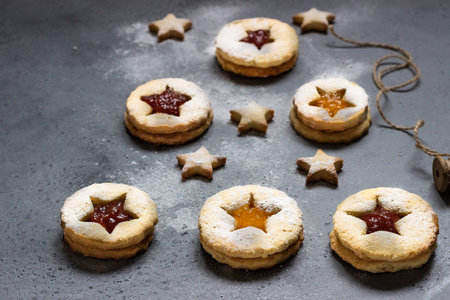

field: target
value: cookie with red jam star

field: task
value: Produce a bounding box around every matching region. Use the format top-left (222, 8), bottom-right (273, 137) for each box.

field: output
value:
top-left (215, 18), bottom-right (299, 77)
top-left (330, 187), bottom-right (439, 273)
top-left (60, 183), bottom-right (158, 259)
top-left (125, 78), bottom-right (213, 145)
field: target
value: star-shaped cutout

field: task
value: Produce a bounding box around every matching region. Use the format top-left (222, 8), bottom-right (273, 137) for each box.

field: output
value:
top-left (226, 193), bottom-right (279, 233)
top-left (293, 8), bottom-right (335, 34)
top-left (140, 85), bottom-right (191, 116)
top-left (297, 149), bottom-right (343, 185)
top-left (85, 193), bottom-right (133, 234)
top-left (345, 196), bottom-right (407, 235)
top-left (149, 13), bottom-right (192, 42)
top-left (240, 30), bottom-right (274, 50)
top-left (176, 146), bottom-right (226, 179)
top-left (230, 101), bottom-right (274, 134)
top-left (309, 87), bottom-right (355, 117)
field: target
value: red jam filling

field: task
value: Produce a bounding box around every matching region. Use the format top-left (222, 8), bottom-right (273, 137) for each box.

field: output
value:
top-left (359, 206), bottom-right (401, 234)
top-left (90, 200), bottom-right (131, 234)
top-left (240, 30), bottom-right (273, 50)
top-left (140, 86), bottom-right (191, 116)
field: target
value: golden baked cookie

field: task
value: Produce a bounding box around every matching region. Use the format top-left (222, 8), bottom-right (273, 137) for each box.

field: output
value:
top-left (230, 101), bottom-right (274, 134)
top-left (176, 146), bottom-right (226, 179)
top-left (125, 78), bottom-right (213, 144)
top-left (215, 18), bottom-right (299, 77)
top-left (330, 187), bottom-right (439, 273)
top-left (297, 149), bottom-right (343, 185)
top-left (292, 8), bottom-right (335, 34)
top-left (290, 106), bottom-right (371, 144)
top-left (293, 78), bottom-right (369, 132)
top-left (290, 78), bottom-right (371, 143)
top-left (60, 183), bottom-right (158, 259)
top-left (149, 13), bottom-right (192, 42)
top-left (198, 185), bottom-right (304, 270)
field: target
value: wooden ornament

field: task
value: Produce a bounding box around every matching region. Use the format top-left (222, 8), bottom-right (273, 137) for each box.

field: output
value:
top-left (433, 156), bottom-right (450, 192)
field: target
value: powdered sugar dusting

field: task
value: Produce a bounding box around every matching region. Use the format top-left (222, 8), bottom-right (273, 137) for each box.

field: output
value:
top-left (302, 38), bottom-right (371, 82)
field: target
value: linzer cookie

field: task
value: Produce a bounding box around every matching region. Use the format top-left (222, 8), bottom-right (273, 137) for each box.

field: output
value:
top-left (60, 183), bottom-right (158, 259)
top-left (290, 78), bottom-right (371, 143)
top-left (125, 78), bottom-right (213, 145)
top-left (215, 18), bottom-right (299, 77)
top-left (198, 185), bottom-right (304, 270)
top-left (330, 188), bottom-right (439, 273)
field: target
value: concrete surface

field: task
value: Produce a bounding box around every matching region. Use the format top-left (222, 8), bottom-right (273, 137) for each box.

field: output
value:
top-left (1, 0), bottom-right (449, 298)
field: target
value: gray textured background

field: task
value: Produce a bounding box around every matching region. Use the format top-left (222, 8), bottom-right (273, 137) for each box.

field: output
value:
top-left (1, 0), bottom-right (449, 299)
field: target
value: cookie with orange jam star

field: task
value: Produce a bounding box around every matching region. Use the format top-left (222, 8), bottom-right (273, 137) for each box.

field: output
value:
top-left (330, 188), bottom-right (439, 273)
top-left (60, 183), bottom-right (158, 259)
top-left (215, 18), bottom-right (299, 77)
top-left (198, 185), bottom-right (304, 270)
top-left (290, 78), bottom-right (371, 143)
top-left (125, 78), bottom-right (213, 145)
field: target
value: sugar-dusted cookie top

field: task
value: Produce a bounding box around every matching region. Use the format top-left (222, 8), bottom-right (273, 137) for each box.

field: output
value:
top-left (215, 18), bottom-right (299, 68)
top-left (230, 101), bottom-right (274, 134)
top-left (61, 183), bottom-right (158, 250)
top-left (198, 185), bottom-right (303, 259)
top-left (126, 78), bottom-right (212, 134)
top-left (333, 187), bottom-right (439, 261)
top-left (176, 146), bottom-right (226, 179)
top-left (297, 149), bottom-right (343, 185)
top-left (293, 78), bottom-right (369, 131)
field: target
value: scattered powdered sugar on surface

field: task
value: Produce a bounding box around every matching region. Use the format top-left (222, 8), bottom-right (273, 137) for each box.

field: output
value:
top-left (301, 38), bottom-right (371, 82)
top-left (166, 207), bottom-right (199, 231)
top-left (334, 2), bottom-right (379, 31)
top-left (101, 3), bottom-right (246, 87)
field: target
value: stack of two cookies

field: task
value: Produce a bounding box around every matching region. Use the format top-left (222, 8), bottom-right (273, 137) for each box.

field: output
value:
top-left (290, 78), bottom-right (371, 144)
top-left (61, 183), bottom-right (158, 259)
top-left (198, 185), bottom-right (304, 270)
top-left (125, 78), bottom-right (213, 145)
top-left (330, 188), bottom-right (439, 273)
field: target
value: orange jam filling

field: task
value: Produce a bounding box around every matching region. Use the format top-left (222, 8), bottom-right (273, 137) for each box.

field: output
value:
top-left (309, 87), bottom-right (355, 117)
top-left (229, 201), bottom-right (272, 232)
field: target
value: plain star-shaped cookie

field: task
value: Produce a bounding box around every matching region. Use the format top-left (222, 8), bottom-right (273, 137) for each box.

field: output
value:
top-left (230, 101), bottom-right (274, 134)
top-left (292, 8), bottom-right (335, 34)
top-left (149, 13), bottom-right (192, 42)
top-left (176, 146), bottom-right (226, 179)
top-left (297, 149), bottom-right (343, 185)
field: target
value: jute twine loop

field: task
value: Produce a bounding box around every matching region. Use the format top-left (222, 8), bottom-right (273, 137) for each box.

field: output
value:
top-left (329, 25), bottom-right (449, 157)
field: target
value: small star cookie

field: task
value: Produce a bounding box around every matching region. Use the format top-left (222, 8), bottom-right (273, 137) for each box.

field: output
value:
top-left (176, 146), bottom-right (226, 179)
top-left (149, 13), bottom-right (192, 42)
top-left (230, 101), bottom-right (274, 134)
top-left (293, 8), bottom-right (335, 34)
top-left (297, 149), bottom-right (343, 185)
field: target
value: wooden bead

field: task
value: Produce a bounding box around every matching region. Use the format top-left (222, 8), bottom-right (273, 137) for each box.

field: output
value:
top-left (433, 156), bottom-right (450, 192)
